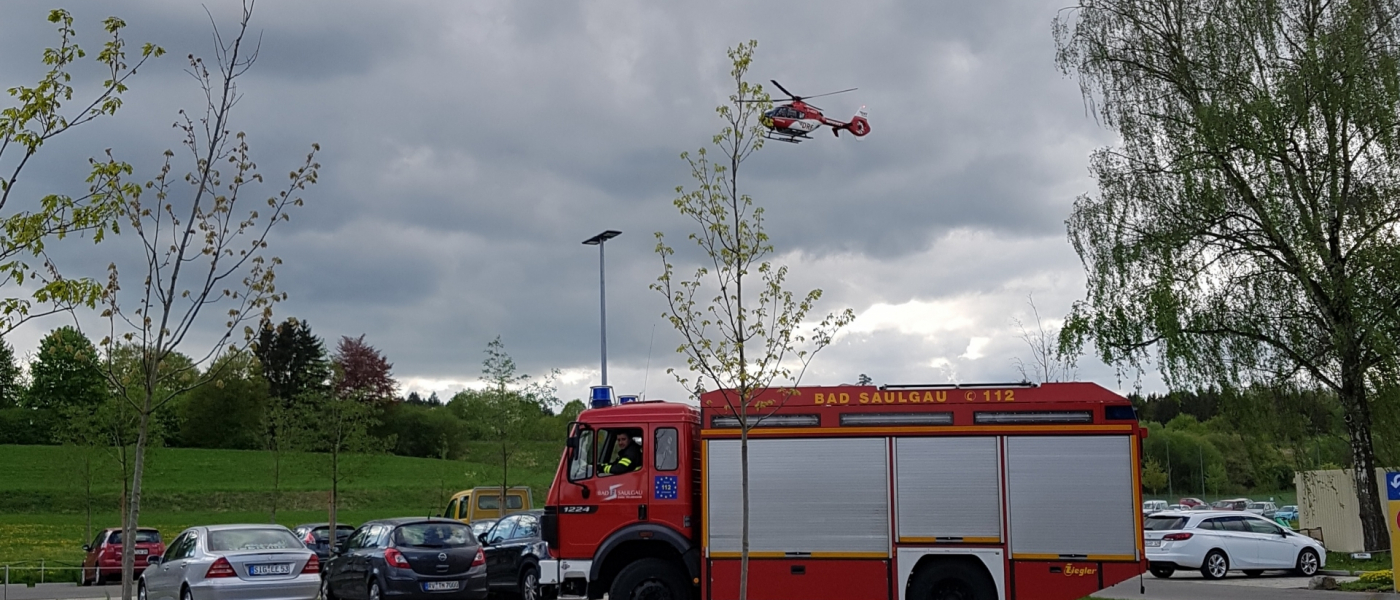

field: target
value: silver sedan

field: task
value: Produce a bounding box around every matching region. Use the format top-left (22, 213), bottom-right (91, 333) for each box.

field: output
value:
top-left (139, 525), bottom-right (320, 600)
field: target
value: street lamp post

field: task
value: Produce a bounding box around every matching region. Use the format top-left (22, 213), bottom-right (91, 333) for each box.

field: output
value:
top-left (583, 230), bottom-right (621, 386)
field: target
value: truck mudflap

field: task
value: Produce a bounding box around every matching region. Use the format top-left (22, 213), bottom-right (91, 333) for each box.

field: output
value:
top-left (538, 559), bottom-right (591, 586)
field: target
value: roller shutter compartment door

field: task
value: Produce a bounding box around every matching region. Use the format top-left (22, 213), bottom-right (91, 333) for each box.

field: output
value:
top-left (1006, 436), bottom-right (1136, 558)
top-left (895, 437), bottom-right (1001, 541)
top-left (707, 437), bottom-right (889, 554)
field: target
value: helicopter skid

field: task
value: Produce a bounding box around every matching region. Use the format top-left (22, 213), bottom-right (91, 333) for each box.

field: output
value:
top-left (765, 132), bottom-right (809, 143)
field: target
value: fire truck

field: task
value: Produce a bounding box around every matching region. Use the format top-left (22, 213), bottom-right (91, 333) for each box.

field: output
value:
top-left (538, 383), bottom-right (1147, 600)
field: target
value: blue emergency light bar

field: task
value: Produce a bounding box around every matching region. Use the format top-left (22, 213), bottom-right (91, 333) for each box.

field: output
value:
top-left (590, 386), bottom-right (614, 409)
top-left (619, 395), bottom-right (639, 404)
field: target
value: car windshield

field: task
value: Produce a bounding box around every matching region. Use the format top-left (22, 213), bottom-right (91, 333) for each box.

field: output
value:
top-left (208, 529), bottom-right (302, 552)
top-left (310, 526), bottom-right (356, 542)
top-left (1248, 503), bottom-right (1267, 509)
top-left (1144, 516), bottom-right (1188, 531)
top-left (394, 523), bottom-right (474, 548)
top-left (471, 521), bottom-right (496, 537)
top-left (109, 530), bottom-right (161, 544)
top-left (1283, 505), bottom-right (1297, 511)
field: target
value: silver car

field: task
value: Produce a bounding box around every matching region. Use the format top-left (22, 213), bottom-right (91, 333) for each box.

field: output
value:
top-left (139, 525), bottom-right (319, 600)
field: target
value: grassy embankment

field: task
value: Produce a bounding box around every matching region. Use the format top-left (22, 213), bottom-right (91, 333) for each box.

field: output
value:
top-left (0, 442), bottom-right (562, 580)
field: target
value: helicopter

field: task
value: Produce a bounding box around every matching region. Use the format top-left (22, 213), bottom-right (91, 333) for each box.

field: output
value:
top-left (750, 80), bottom-right (870, 144)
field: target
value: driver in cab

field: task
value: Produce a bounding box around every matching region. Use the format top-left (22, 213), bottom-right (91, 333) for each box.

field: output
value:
top-left (601, 432), bottom-right (641, 475)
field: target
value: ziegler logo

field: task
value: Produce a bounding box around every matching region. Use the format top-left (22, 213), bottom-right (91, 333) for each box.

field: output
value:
top-left (1063, 564), bottom-right (1097, 577)
top-left (601, 484), bottom-right (643, 501)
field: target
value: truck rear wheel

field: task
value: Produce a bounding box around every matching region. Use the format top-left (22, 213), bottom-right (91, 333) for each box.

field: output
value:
top-left (607, 558), bottom-right (689, 600)
top-left (908, 559), bottom-right (996, 600)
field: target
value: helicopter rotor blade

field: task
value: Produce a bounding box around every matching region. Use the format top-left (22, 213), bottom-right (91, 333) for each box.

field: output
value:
top-left (770, 79), bottom-right (797, 99)
top-left (803, 87), bottom-right (858, 100)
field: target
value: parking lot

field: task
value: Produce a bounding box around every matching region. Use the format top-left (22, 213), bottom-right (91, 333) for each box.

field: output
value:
top-left (1097, 571), bottom-right (1373, 600)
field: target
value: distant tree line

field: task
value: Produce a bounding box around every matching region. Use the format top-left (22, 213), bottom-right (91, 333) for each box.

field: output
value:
top-left (1134, 386), bottom-right (1395, 497)
top-left (0, 320), bottom-right (581, 458)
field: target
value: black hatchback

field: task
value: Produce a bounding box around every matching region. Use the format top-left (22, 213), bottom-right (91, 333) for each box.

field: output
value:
top-left (323, 518), bottom-right (487, 600)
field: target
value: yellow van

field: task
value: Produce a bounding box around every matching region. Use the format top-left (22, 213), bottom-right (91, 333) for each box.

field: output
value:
top-left (443, 486), bottom-right (534, 523)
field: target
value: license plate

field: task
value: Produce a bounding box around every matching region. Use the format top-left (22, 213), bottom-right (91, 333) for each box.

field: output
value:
top-left (422, 581), bottom-right (460, 592)
top-left (247, 563), bottom-right (293, 576)
top-left (135, 549), bottom-right (149, 555)
top-left (1145, 540), bottom-right (1161, 547)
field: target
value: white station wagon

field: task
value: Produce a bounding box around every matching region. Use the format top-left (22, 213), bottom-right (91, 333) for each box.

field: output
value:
top-left (1144, 510), bottom-right (1325, 580)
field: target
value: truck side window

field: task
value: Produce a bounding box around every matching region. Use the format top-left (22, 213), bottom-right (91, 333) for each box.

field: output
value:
top-left (443, 498), bottom-right (459, 519)
top-left (655, 428), bottom-right (678, 471)
top-left (568, 428), bottom-right (595, 481)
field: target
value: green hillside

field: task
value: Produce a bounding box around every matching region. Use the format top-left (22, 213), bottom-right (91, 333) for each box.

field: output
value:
top-left (0, 443), bottom-right (564, 572)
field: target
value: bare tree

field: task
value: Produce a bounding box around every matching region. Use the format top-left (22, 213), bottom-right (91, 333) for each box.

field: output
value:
top-left (1011, 295), bottom-right (1077, 383)
top-left (89, 4), bottom-right (320, 597)
top-left (653, 40), bottom-right (852, 600)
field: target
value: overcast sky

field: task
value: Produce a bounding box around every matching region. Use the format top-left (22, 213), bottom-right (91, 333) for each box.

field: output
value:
top-left (0, 0), bottom-right (1162, 403)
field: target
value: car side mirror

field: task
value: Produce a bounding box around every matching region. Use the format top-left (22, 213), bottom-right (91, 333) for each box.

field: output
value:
top-left (147, 556), bottom-right (163, 566)
top-left (82, 545), bottom-right (91, 552)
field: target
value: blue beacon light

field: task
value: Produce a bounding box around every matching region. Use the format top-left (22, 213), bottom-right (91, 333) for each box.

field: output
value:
top-left (618, 395), bottom-right (639, 404)
top-left (590, 386), bottom-right (615, 409)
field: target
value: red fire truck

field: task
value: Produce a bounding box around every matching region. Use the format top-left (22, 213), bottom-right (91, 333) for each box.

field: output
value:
top-left (538, 382), bottom-right (1147, 600)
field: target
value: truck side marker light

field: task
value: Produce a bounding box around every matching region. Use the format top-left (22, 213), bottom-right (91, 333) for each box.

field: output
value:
top-left (839, 412), bottom-right (952, 427)
top-left (973, 411), bottom-right (1093, 425)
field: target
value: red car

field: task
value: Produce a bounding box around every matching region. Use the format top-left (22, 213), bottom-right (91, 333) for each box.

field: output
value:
top-left (81, 527), bottom-right (165, 585)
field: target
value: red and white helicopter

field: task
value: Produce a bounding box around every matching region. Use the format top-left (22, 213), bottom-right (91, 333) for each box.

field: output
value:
top-left (752, 80), bottom-right (870, 144)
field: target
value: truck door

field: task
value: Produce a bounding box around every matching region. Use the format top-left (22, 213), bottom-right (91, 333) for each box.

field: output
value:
top-left (557, 424), bottom-right (650, 558)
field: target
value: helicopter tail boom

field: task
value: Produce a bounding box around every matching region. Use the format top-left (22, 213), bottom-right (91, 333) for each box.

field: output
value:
top-left (846, 105), bottom-right (870, 137)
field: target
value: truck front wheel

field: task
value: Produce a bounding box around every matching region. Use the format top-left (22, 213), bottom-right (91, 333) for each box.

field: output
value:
top-left (908, 559), bottom-right (996, 600)
top-left (608, 558), bottom-right (690, 600)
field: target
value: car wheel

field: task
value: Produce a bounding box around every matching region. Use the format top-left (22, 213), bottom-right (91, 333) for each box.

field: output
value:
top-left (1200, 550), bottom-right (1229, 580)
top-left (1295, 548), bottom-right (1321, 577)
top-left (368, 580), bottom-right (382, 600)
top-left (1148, 565), bottom-right (1175, 578)
top-left (138, 582), bottom-right (148, 600)
top-left (182, 585), bottom-right (194, 600)
top-left (1243, 570), bottom-right (1263, 577)
top-left (519, 565), bottom-right (539, 600)
top-left (321, 576), bottom-right (336, 600)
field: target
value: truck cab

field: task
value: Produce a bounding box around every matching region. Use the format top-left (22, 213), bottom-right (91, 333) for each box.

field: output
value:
top-left (541, 401), bottom-right (700, 599)
top-left (444, 486), bottom-right (535, 523)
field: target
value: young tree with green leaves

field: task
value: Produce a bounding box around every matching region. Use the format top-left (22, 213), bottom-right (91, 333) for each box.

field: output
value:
top-left (293, 388), bottom-right (385, 552)
top-left (1, 10), bottom-right (162, 332)
top-left (652, 41), bottom-right (853, 600)
top-left (450, 337), bottom-right (558, 517)
top-left (254, 317), bottom-right (331, 520)
top-left (1056, 0), bottom-right (1400, 550)
top-left (90, 5), bottom-right (320, 596)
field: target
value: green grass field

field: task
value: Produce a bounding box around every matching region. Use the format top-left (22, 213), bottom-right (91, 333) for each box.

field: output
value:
top-left (0, 443), bottom-right (563, 575)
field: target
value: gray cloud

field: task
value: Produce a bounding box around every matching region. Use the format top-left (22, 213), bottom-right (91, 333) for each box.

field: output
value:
top-left (0, 0), bottom-right (1152, 403)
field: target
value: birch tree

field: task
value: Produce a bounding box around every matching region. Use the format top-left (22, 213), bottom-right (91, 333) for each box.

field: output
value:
top-left (1056, 0), bottom-right (1400, 549)
top-left (92, 4), bottom-right (320, 596)
top-left (653, 40), bottom-right (853, 600)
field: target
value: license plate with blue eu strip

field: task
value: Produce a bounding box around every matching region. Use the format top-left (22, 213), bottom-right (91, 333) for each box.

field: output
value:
top-left (423, 581), bottom-right (461, 592)
top-left (248, 564), bottom-right (293, 576)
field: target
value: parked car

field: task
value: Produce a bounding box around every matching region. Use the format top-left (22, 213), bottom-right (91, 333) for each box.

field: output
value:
top-left (1210, 498), bottom-right (1251, 511)
top-left (1168, 504), bottom-right (1186, 511)
top-left (138, 524), bottom-right (319, 600)
top-left (82, 527), bottom-right (166, 586)
top-left (1143, 510), bottom-right (1325, 580)
top-left (1246, 502), bottom-right (1279, 518)
top-left (1143, 500), bottom-right (1170, 516)
top-left (293, 523), bottom-right (356, 561)
top-left (1276, 505), bottom-right (1300, 521)
top-left (1177, 497), bottom-right (1207, 509)
top-left (322, 518), bottom-right (487, 600)
top-left (480, 511), bottom-right (550, 600)
top-left (442, 487), bottom-right (534, 523)
top-left (469, 519), bottom-right (498, 540)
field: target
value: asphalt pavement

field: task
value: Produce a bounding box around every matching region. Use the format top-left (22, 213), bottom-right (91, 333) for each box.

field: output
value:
top-left (1096, 571), bottom-right (1386, 600)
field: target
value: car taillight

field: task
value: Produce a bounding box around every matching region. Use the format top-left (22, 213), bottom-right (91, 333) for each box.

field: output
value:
top-left (471, 548), bottom-right (485, 568)
top-left (1163, 533), bottom-right (1193, 541)
top-left (303, 532), bottom-right (316, 545)
top-left (205, 557), bottom-right (236, 578)
top-left (301, 555), bottom-right (319, 574)
top-left (385, 548), bottom-right (411, 569)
